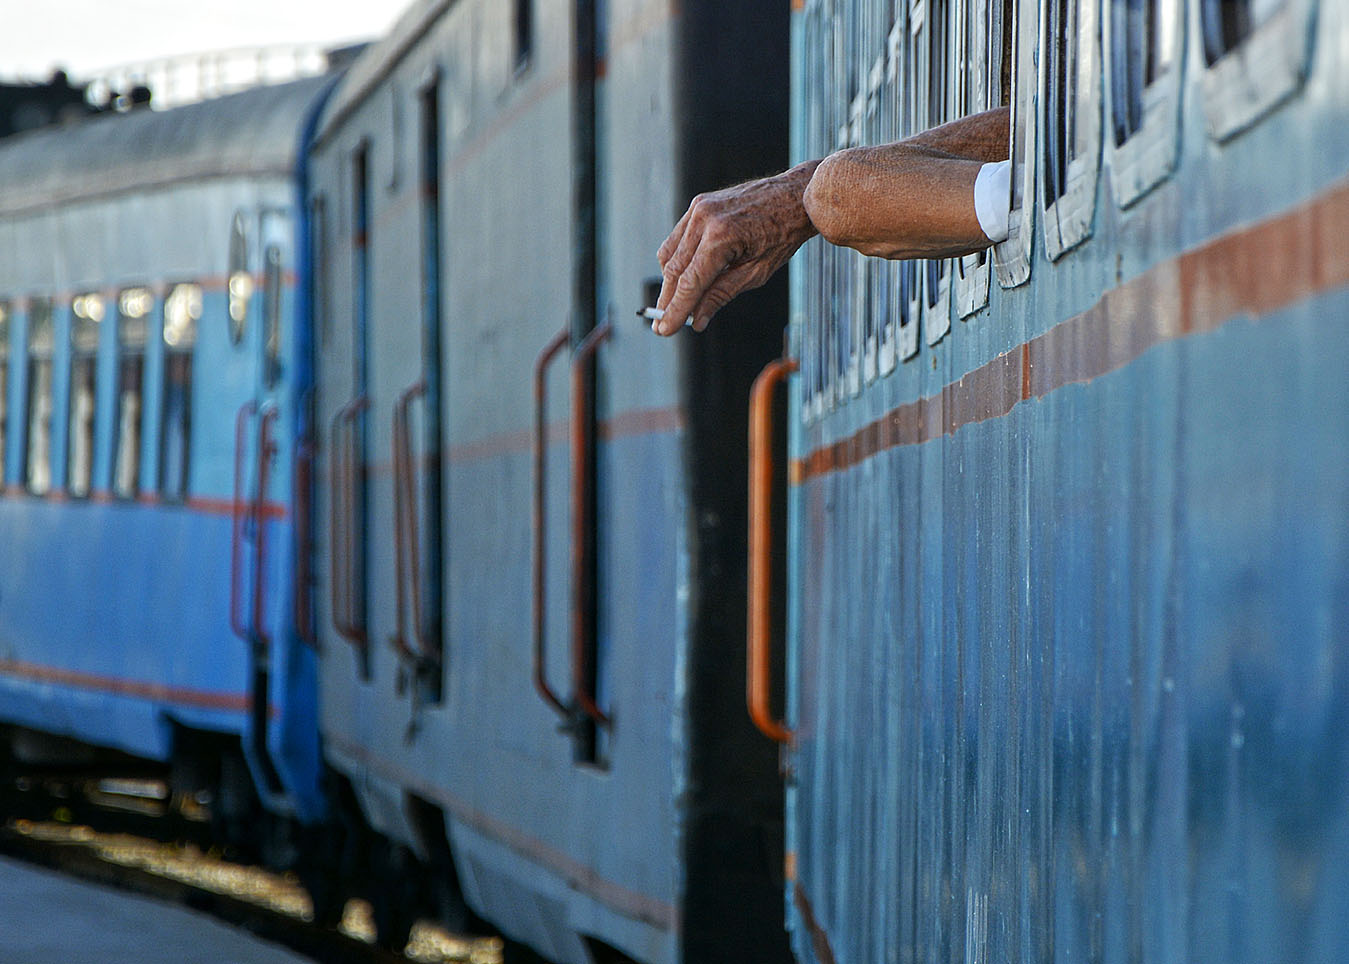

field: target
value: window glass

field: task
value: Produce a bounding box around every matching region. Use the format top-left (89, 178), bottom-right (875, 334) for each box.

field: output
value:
top-left (67, 293), bottom-right (103, 498)
top-left (263, 245), bottom-right (283, 388)
top-left (112, 287), bottom-right (152, 499)
top-left (228, 212), bottom-right (251, 345)
top-left (1201, 0), bottom-right (1283, 66)
top-left (160, 283), bottom-right (200, 500)
top-left (0, 301), bottom-right (10, 478)
top-left (515, 0), bottom-right (533, 70)
top-left (24, 298), bottom-right (55, 495)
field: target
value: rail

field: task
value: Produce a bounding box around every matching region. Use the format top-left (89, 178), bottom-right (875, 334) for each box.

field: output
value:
top-left (747, 356), bottom-right (797, 745)
top-left (391, 380), bottom-right (429, 663)
top-left (532, 328), bottom-right (571, 719)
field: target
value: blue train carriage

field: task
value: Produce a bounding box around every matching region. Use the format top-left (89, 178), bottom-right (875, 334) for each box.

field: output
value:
top-left (771, 0), bottom-right (1349, 960)
top-left (0, 77), bottom-right (334, 854)
top-left (306, 0), bottom-right (797, 959)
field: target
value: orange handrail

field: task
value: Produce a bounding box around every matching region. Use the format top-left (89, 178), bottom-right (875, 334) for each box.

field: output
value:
top-left (748, 356), bottom-right (797, 745)
top-left (570, 321), bottom-right (612, 727)
top-left (533, 328), bottom-right (571, 718)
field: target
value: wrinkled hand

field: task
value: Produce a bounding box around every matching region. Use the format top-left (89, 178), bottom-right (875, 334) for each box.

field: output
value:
top-left (653, 160), bottom-right (820, 336)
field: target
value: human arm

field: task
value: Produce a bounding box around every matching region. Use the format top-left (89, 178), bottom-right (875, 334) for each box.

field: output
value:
top-left (651, 106), bottom-right (1010, 336)
top-left (803, 107), bottom-right (1009, 260)
top-left (652, 158), bottom-right (821, 336)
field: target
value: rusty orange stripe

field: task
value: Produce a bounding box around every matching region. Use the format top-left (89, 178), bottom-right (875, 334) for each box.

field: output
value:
top-left (792, 175), bottom-right (1349, 483)
top-left (445, 405), bottom-right (684, 466)
top-left (0, 488), bottom-right (287, 520)
top-left (0, 659), bottom-right (251, 713)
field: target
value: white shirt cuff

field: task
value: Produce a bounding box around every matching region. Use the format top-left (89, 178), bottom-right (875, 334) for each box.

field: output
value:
top-left (972, 159), bottom-right (1011, 243)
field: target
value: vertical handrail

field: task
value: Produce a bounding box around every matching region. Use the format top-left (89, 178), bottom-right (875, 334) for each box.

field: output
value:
top-left (569, 320), bottom-right (612, 727)
top-left (230, 400), bottom-right (259, 642)
top-left (533, 327), bottom-right (571, 718)
top-left (329, 397), bottom-right (368, 648)
top-left (252, 406), bottom-right (279, 658)
top-left (389, 383), bottom-right (422, 662)
top-left (328, 406), bottom-right (346, 641)
top-left (400, 381), bottom-right (430, 656)
top-left (748, 356), bottom-right (797, 745)
top-left (293, 436), bottom-right (317, 648)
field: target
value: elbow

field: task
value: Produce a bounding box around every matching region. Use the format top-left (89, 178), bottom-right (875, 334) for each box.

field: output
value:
top-left (803, 152), bottom-right (855, 248)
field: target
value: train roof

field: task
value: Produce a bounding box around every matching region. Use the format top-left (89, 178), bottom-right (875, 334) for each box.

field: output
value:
top-left (312, 0), bottom-right (449, 148)
top-left (0, 74), bottom-right (332, 219)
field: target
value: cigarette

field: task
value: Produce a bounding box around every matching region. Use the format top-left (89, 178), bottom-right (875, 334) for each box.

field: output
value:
top-left (637, 307), bottom-right (695, 328)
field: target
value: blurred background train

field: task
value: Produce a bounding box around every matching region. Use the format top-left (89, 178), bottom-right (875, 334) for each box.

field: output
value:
top-left (2, 0), bottom-right (1348, 964)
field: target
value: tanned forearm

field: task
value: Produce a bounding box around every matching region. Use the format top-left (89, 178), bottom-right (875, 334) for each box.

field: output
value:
top-left (802, 107), bottom-right (1009, 260)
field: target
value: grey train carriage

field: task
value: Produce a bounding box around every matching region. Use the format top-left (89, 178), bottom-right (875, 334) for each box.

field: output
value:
top-left (769, 0), bottom-right (1349, 962)
top-left (305, 1), bottom-right (796, 962)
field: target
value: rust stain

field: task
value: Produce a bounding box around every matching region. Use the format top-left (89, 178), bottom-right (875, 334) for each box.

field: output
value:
top-left (0, 659), bottom-right (252, 713)
top-left (793, 883), bottom-right (838, 964)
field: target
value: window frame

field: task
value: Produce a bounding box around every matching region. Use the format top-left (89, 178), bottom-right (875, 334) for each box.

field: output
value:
top-left (993, 0), bottom-right (1038, 287)
top-left (1104, 0), bottom-right (1184, 205)
top-left (111, 285), bottom-right (153, 501)
top-left (159, 281), bottom-right (201, 502)
top-left (1198, 0), bottom-right (1314, 141)
top-left (1038, 0), bottom-right (1103, 262)
top-left (66, 291), bottom-right (105, 500)
top-left (23, 296), bottom-right (57, 497)
top-left (952, 0), bottom-right (1008, 318)
top-left (919, 0), bottom-right (955, 347)
top-left (0, 299), bottom-right (10, 485)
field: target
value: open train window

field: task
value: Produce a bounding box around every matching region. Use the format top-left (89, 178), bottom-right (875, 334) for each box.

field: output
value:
top-left (160, 283), bottom-right (200, 501)
top-left (112, 287), bottom-right (152, 499)
top-left (228, 212), bottom-right (251, 345)
top-left (993, 0), bottom-right (1037, 287)
top-left (67, 293), bottom-right (103, 499)
top-left (1199, 0), bottom-right (1313, 140)
top-left (1039, 0), bottom-right (1101, 261)
top-left (1106, 0), bottom-right (1182, 204)
top-left (23, 297), bottom-right (55, 496)
top-left (953, 0), bottom-right (1009, 318)
top-left (0, 301), bottom-right (9, 481)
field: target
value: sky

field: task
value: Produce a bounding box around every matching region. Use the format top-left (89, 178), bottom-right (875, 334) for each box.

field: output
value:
top-left (0, 0), bottom-right (402, 82)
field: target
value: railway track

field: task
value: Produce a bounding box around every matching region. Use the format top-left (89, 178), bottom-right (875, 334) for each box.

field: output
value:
top-left (0, 779), bottom-right (501, 964)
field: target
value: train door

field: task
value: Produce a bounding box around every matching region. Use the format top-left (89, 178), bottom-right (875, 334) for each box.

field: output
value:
top-left (228, 205), bottom-right (296, 806)
top-left (388, 79), bottom-right (445, 708)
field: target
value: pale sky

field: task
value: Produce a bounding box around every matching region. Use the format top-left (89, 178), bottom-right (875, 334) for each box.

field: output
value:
top-left (0, 0), bottom-right (402, 82)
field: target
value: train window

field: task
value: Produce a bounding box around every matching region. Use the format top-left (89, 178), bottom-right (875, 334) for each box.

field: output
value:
top-left (160, 283), bottom-right (200, 501)
top-left (24, 297), bottom-right (55, 496)
top-left (228, 212), bottom-right (251, 345)
top-left (0, 301), bottom-right (9, 480)
top-left (112, 287), bottom-right (152, 500)
top-left (993, 0), bottom-right (1036, 287)
top-left (1106, 0), bottom-right (1182, 205)
top-left (1199, 0), bottom-right (1312, 140)
top-left (67, 293), bottom-right (103, 499)
top-left (1039, 0), bottom-right (1101, 261)
top-left (922, 0), bottom-right (954, 346)
top-left (515, 0), bottom-right (533, 71)
top-left (262, 245), bottom-right (283, 389)
top-left (953, 0), bottom-right (1008, 318)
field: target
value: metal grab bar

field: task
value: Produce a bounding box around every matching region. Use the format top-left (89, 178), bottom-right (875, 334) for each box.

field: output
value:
top-left (252, 406), bottom-right (279, 657)
top-left (533, 327), bottom-right (571, 719)
top-left (747, 356), bottom-right (797, 745)
top-left (570, 321), bottom-right (612, 727)
top-left (293, 435), bottom-right (317, 648)
top-left (329, 397), bottom-right (368, 648)
top-left (230, 400), bottom-right (259, 642)
top-left (391, 380), bottom-right (428, 662)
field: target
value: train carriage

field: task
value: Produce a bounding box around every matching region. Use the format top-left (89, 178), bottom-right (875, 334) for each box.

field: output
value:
top-left (0, 76), bottom-right (334, 844)
top-left (306, 0), bottom-right (796, 960)
top-left (774, 0), bottom-right (1349, 961)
